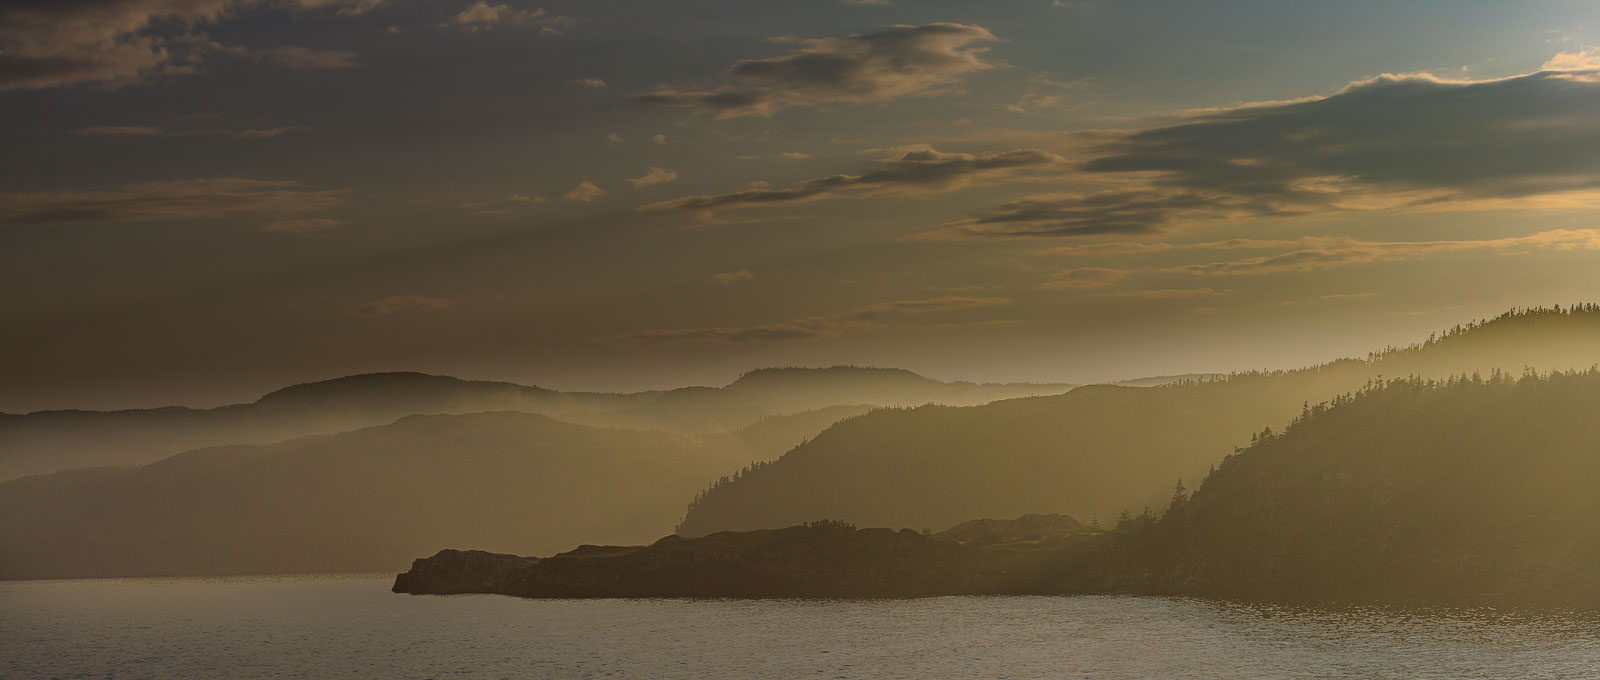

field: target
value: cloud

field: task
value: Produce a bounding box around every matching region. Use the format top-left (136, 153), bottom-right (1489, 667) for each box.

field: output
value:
top-left (1004, 92), bottom-right (1064, 114)
top-left (262, 217), bottom-right (342, 233)
top-left (454, 2), bottom-right (524, 27)
top-left (1542, 48), bottom-right (1600, 71)
top-left (448, 3), bottom-right (577, 33)
top-left (73, 124), bottom-right (309, 139)
top-left (240, 45), bottom-right (358, 69)
top-left (777, 152), bottom-right (811, 160)
top-left (1041, 236), bottom-right (1306, 257)
top-left (562, 181), bottom-right (605, 203)
top-left (1100, 288), bottom-right (1232, 299)
top-left (942, 189), bottom-right (1242, 238)
top-left (639, 22), bottom-right (996, 118)
top-left (459, 194), bottom-right (545, 215)
top-left (0, 178), bottom-right (343, 227)
top-left (609, 294), bottom-right (1011, 346)
top-left (571, 77), bottom-right (607, 88)
top-left (1026, 230), bottom-right (1600, 299)
top-left (652, 134), bottom-right (668, 145)
top-left (1281, 293), bottom-right (1378, 306)
top-left (0, 0), bottom-right (380, 90)
top-left (1156, 229), bottom-right (1600, 276)
top-left (73, 125), bottom-right (167, 137)
top-left (1036, 230), bottom-right (1600, 287)
top-left (850, 295), bottom-right (1010, 318)
top-left (1038, 267), bottom-right (1128, 290)
top-left (945, 64), bottom-right (1600, 237)
top-left (606, 133), bottom-right (623, 143)
top-left (610, 316), bottom-right (871, 346)
top-left (172, 34), bottom-right (361, 69)
top-left (641, 146), bottom-right (1061, 214)
top-left (359, 296), bottom-right (453, 317)
top-left (627, 168), bottom-right (679, 188)
top-left (711, 269), bottom-right (754, 285)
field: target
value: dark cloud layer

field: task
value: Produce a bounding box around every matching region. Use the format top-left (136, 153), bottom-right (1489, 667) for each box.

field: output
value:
top-left (643, 146), bottom-right (1061, 213)
top-left (953, 68), bottom-right (1600, 237)
top-left (1038, 230), bottom-right (1600, 293)
top-left (1157, 229), bottom-right (1600, 276)
top-left (0, 0), bottom-right (379, 90)
top-left (0, 178), bottom-right (343, 226)
top-left (73, 124), bottom-right (308, 138)
top-left (639, 22), bottom-right (995, 118)
top-left (954, 189), bottom-right (1243, 237)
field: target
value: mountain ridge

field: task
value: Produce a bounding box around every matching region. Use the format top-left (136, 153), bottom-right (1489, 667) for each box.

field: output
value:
top-left (676, 305), bottom-right (1600, 537)
top-left (393, 369), bottom-right (1600, 608)
top-left (0, 366), bottom-right (1073, 481)
top-left (0, 410), bottom-right (808, 579)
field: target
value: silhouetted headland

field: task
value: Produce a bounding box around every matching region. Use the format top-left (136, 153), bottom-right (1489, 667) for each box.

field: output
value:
top-left (398, 368), bottom-right (1600, 608)
top-left (394, 519), bottom-right (1089, 598)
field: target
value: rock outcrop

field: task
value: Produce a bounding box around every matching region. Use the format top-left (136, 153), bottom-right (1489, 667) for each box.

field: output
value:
top-left (394, 521), bottom-right (1080, 598)
top-left (935, 513), bottom-right (1083, 544)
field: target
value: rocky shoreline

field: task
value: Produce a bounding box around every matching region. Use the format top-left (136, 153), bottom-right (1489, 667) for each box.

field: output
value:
top-left (393, 521), bottom-right (1084, 598)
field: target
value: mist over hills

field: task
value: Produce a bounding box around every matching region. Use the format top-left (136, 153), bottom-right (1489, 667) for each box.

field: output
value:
top-left (725, 367), bottom-right (1074, 413)
top-left (676, 306), bottom-right (1600, 538)
top-left (395, 369), bottom-right (1600, 607)
top-left (0, 410), bottom-right (838, 579)
top-left (3, 305), bottom-right (1596, 583)
top-left (0, 367), bottom-right (1070, 481)
top-left (1057, 369), bottom-right (1600, 607)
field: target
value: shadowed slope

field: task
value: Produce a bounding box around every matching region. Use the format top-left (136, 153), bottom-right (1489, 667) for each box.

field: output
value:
top-left (0, 368), bottom-right (1071, 481)
top-left (1059, 370), bottom-right (1600, 608)
top-left (396, 371), bottom-right (1600, 608)
top-left (0, 412), bottom-right (753, 579)
top-left (677, 306), bottom-right (1600, 537)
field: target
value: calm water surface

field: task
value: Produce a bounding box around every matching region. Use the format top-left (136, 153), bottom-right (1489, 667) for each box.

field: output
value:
top-left (3, 574), bottom-right (1597, 679)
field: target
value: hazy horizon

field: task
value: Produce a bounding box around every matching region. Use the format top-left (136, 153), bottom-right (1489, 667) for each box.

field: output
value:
top-left (5, 3), bottom-right (1600, 676)
top-left (6, 1), bottom-right (1600, 413)
top-left (3, 302), bottom-right (1581, 412)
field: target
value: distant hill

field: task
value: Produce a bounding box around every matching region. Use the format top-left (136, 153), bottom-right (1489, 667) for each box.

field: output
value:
top-left (1111, 373), bottom-right (1227, 387)
top-left (0, 368), bottom-right (1071, 481)
top-left (0, 373), bottom-right (569, 482)
top-left (726, 366), bottom-right (1072, 413)
top-left (394, 371), bottom-right (1600, 607)
top-left (393, 521), bottom-right (1070, 599)
top-left (1057, 369), bottom-right (1600, 607)
top-left (0, 410), bottom-right (854, 580)
top-left (934, 513), bottom-right (1083, 543)
top-left (727, 405), bottom-right (877, 458)
top-left (676, 305), bottom-right (1600, 537)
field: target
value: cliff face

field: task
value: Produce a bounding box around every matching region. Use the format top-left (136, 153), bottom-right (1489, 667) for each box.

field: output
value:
top-left (393, 523), bottom-right (1077, 598)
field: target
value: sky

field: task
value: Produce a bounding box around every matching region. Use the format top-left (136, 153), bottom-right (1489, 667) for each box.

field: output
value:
top-left (3, 0), bottom-right (1600, 411)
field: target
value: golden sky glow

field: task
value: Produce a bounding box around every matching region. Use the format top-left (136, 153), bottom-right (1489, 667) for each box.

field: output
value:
top-left (3, 1), bottom-right (1600, 410)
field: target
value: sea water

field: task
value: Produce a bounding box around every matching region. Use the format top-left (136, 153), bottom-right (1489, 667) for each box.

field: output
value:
top-left (3, 574), bottom-right (1597, 679)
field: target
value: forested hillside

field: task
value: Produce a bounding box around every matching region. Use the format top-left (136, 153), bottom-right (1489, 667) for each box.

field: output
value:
top-left (1059, 369), bottom-right (1600, 607)
top-left (677, 306), bottom-right (1600, 537)
top-left (394, 370), bottom-right (1600, 608)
